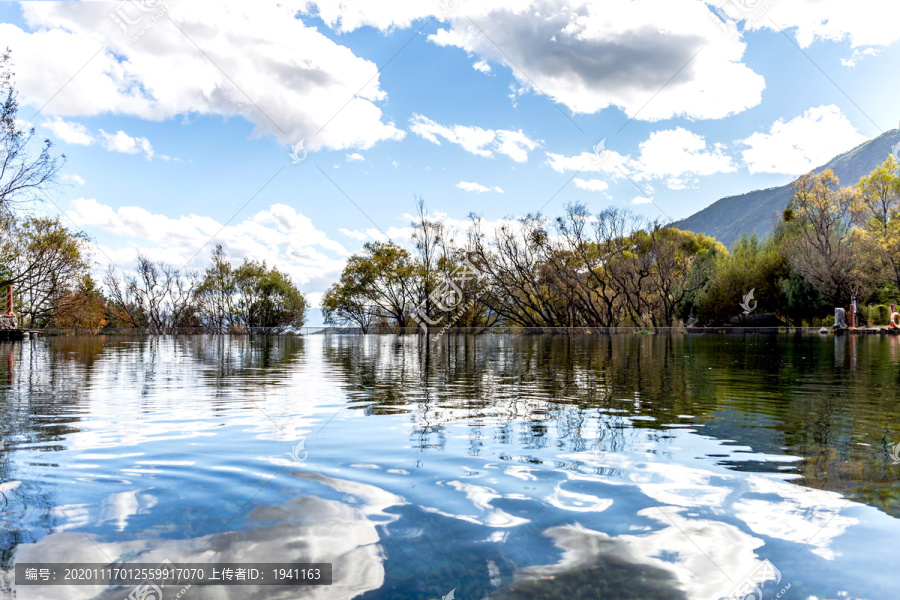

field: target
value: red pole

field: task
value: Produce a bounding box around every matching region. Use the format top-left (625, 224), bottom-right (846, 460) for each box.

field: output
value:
top-left (849, 302), bottom-right (856, 330)
top-left (4, 286), bottom-right (12, 316)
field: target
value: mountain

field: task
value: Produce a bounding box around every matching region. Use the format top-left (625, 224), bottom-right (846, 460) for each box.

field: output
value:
top-left (675, 129), bottom-right (899, 248)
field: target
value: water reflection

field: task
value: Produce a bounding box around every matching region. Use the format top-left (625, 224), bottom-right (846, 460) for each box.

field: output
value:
top-left (8, 471), bottom-right (391, 600)
top-left (0, 334), bottom-right (898, 599)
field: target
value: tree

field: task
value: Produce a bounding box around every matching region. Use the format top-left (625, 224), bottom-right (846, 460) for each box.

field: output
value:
top-left (644, 226), bottom-right (722, 326)
top-left (231, 259), bottom-right (308, 329)
top-left (854, 156), bottom-right (900, 293)
top-left (339, 242), bottom-right (415, 327)
top-left (693, 233), bottom-right (789, 325)
top-left (0, 48), bottom-right (65, 211)
top-left (778, 169), bottom-right (875, 306)
top-left (322, 275), bottom-right (376, 332)
top-left (0, 48), bottom-right (76, 328)
top-left (48, 275), bottom-right (108, 331)
top-left (410, 198), bottom-right (442, 327)
top-left (194, 245), bottom-right (238, 333)
top-left (191, 248), bottom-right (309, 332)
top-left (468, 213), bottom-right (568, 327)
top-left (0, 216), bottom-right (90, 327)
top-left (551, 204), bottom-right (629, 327)
top-left (105, 256), bottom-right (198, 333)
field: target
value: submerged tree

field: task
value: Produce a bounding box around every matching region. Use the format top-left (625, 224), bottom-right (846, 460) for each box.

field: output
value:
top-left (194, 245), bottom-right (238, 332)
top-left (194, 246), bottom-right (308, 331)
top-left (231, 259), bottom-right (308, 329)
top-left (322, 272), bottom-right (376, 332)
top-left (325, 241), bottom-right (415, 328)
top-left (105, 256), bottom-right (198, 334)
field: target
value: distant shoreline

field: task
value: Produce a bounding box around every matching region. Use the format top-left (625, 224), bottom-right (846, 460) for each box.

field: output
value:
top-left (4, 327), bottom-right (900, 340)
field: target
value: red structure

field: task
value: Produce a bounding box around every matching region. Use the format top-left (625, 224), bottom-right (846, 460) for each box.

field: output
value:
top-left (4, 286), bottom-right (12, 316)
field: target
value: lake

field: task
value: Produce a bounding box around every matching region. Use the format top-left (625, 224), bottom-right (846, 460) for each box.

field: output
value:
top-left (1, 334), bottom-right (899, 599)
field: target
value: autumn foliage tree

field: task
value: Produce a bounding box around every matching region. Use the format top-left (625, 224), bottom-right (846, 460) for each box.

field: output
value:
top-left (778, 169), bottom-right (876, 306)
top-left (48, 275), bottom-right (108, 331)
top-left (854, 157), bottom-right (900, 293)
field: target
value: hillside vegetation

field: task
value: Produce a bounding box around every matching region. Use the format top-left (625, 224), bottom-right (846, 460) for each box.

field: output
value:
top-left (676, 130), bottom-right (899, 248)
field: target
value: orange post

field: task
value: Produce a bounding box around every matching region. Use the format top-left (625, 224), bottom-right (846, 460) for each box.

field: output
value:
top-left (4, 286), bottom-right (12, 316)
top-left (849, 303), bottom-right (856, 330)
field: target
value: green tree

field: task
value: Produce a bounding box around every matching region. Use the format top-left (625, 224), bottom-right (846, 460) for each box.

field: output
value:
top-left (693, 234), bottom-right (780, 324)
top-left (193, 248), bottom-right (309, 331)
top-left (0, 216), bottom-right (90, 327)
top-left (194, 244), bottom-right (238, 332)
top-left (322, 274), bottom-right (376, 332)
top-left (854, 156), bottom-right (900, 295)
top-left (778, 169), bottom-right (876, 306)
top-left (232, 260), bottom-right (308, 329)
top-left (328, 242), bottom-right (415, 328)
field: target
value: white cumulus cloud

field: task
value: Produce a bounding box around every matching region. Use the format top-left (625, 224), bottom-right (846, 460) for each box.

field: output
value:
top-left (41, 117), bottom-right (93, 145)
top-left (62, 174), bottom-right (86, 185)
top-left (338, 228), bottom-right (369, 241)
top-left (410, 114), bottom-right (540, 162)
top-left (635, 127), bottom-right (736, 185)
top-left (761, 1), bottom-right (900, 55)
top-left (5, 0), bottom-right (404, 152)
top-left (456, 181), bottom-right (504, 193)
top-left (305, 0), bottom-right (767, 120)
top-left (66, 199), bottom-right (351, 302)
top-left (740, 105), bottom-right (867, 175)
top-left (473, 59), bottom-right (491, 73)
top-left (98, 129), bottom-right (155, 159)
top-left (573, 178), bottom-right (609, 191)
top-left (547, 127), bottom-right (735, 189)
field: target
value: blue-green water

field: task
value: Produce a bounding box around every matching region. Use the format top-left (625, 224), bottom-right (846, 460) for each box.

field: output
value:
top-left (1, 334), bottom-right (899, 599)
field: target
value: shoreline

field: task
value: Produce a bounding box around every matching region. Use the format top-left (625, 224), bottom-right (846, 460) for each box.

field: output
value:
top-left (4, 326), bottom-right (900, 339)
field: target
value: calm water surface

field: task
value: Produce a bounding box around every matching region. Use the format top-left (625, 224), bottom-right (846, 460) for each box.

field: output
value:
top-left (1, 334), bottom-right (899, 599)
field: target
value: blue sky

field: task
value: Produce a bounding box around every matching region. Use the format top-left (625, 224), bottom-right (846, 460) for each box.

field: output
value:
top-left (2, 0), bottom-right (899, 322)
